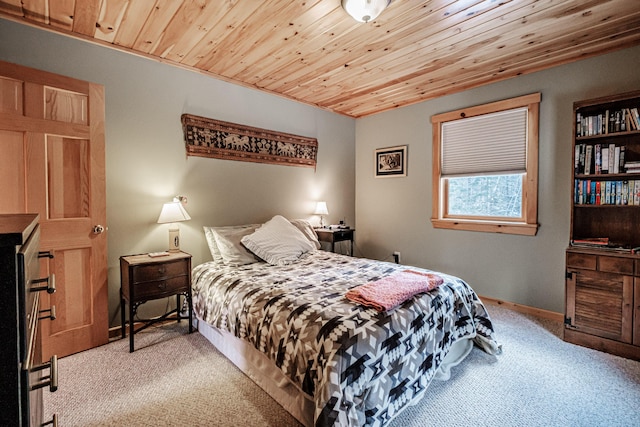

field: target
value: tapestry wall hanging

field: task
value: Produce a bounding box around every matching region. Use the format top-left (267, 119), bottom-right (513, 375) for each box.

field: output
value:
top-left (181, 114), bottom-right (318, 168)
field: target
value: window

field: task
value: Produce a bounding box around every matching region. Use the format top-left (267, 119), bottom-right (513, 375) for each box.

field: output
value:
top-left (431, 93), bottom-right (540, 235)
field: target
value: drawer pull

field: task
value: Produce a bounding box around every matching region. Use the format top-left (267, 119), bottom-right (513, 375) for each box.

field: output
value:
top-left (42, 414), bottom-right (58, 427)
top-left (30, 274), bottom-right (56, 294)
top-left (39, 305), bottom-right (56, 321)
top-left (39, 251), bottom-right (54, 259)
top-left (31, 355), bottom-right (58, 392)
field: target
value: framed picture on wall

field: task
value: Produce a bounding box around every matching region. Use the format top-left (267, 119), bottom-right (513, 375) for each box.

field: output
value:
top-left (375, 145), bottom-right (407, 177)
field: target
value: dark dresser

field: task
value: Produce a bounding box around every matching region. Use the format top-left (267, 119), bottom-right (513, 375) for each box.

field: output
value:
top-left (0, 214), bottom-right (57, 426)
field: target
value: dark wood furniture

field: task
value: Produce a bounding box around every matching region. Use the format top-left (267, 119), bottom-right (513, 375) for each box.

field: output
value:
top-left (565, 90), bottom-right (640, 360)
top-left (315, 228), bottom-right (354, 255)
top-left (120, 251), bottom-right (193, 352)
top-left (0, 214), bottom-right (57, 426)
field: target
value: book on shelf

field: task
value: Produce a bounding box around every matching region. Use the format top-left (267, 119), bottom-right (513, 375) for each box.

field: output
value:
top-left (572, 237), bottom-right (609, 246)
top-left (584, 145), bottom-right (592, 175)
top-left (631, 107), bottom-right (640, 129)
top-left (613, 146), bottom-right (619, 173)
top-left (609, 143), bottom-right (616, 173)
top-left (601, 146), bottom-right (609, 173)
top-left (625, 161), bottom-right (640, 174)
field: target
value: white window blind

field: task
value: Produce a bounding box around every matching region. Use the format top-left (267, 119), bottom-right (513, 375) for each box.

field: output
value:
top-left (441, 107), bottom-right (528, 176)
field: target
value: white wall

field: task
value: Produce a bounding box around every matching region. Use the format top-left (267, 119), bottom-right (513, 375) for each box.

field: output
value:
top-left (355, 45), bottom-right (640, 313)
top-left (0, 19), bottom-right (355, 326)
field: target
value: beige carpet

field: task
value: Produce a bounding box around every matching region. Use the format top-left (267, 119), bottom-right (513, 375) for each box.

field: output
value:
top-left (44, 304), bottom-right (640, 426)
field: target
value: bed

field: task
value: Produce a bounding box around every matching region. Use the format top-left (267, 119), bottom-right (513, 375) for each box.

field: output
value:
top-left (191, 215), bottom-right (500, 427)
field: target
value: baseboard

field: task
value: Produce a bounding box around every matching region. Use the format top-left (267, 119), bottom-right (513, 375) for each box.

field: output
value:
top-left (479, 295), bottom-right (564, 323)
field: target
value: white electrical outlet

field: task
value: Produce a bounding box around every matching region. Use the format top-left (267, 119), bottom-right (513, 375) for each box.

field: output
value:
top-left (393, 251), bottom-right (401, 264)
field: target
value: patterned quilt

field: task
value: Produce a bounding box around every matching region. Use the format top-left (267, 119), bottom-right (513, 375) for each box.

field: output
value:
top-left (192, 251), bottom-right (500, 427)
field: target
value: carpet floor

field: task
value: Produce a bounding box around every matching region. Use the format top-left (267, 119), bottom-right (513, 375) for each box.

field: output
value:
top-left (44, 303), bottom-right (640, 426)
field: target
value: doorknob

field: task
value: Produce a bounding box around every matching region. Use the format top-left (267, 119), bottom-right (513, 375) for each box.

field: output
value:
top-left (93, 225), bottom-right (105, 234)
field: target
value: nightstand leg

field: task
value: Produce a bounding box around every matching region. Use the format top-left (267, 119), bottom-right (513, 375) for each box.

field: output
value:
top-left (129, 301), bottom-right (135, 352)
top-left (188, 291), bottom-right (193, 333)
top-left (120, 288), bottom-right (126, 339)
top-left (176, 295), bottom-right (181, 323)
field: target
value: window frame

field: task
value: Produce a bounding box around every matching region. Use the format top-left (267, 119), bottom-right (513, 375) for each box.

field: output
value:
top-left (431, 93), bottom-right (541, 236)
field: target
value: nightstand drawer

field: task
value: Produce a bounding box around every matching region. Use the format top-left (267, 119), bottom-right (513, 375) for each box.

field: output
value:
top-left (133, 276), bottom-right (189, 300)
top-left (332, 230), bottom-right (352, 240)
top-left (131, 259), bottom-right (189, 283)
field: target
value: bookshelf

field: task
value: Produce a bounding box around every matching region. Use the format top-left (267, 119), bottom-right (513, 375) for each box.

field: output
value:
top-left (565, 89), bottom-right (640, 361)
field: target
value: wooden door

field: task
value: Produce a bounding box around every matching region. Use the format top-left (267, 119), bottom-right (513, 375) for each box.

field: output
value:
top-left (0, 60), bottom-right (108, 358)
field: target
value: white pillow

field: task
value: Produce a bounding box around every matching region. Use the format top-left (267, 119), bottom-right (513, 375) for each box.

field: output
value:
top-left (241, 215), bottom-right (316, 266)
top-left (288, 218), bottom-right (321, 249)
top-left (212, 227), bottom-right (261, 266)
top-left (203, 224), bottom-right (258, 263)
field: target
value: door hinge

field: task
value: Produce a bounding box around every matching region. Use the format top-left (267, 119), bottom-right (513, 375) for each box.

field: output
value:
top-left (564, 316), bottom-right (576, 328)
top-left (566, 271), bottom-right (573, 279)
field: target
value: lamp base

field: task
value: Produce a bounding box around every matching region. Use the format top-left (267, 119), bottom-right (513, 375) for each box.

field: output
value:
top-left (168, 227), bottom-right (180, 252)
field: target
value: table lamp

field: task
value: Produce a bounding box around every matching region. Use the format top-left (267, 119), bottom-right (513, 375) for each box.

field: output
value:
top-left (157, 196), bottom-right (191, 252)
top-left (314, 201), bottom-right (329, 228)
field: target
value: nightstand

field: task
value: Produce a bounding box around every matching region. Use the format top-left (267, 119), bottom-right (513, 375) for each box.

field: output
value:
top-left (120, 251), bottom-right (193, 352)
top-left (315, 228), bottom-right (355, 255)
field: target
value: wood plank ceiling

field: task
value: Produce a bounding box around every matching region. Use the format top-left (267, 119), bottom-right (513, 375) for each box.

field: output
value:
top-left (1, 0), bottom-right (640, 118)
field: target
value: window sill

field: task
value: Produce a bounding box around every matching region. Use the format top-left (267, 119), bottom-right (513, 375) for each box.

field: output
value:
top-left (431, 218), bottom-right (539, 236)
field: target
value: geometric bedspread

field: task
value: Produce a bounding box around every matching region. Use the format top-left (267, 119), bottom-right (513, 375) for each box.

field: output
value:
top-left (192, 251), bottom-right (501, 426)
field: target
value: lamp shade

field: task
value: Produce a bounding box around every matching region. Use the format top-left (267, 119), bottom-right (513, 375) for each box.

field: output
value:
top-left (157, 201), bottom-right (191, 224)
top-left (342, 0), bottom-right (391, 23)
top-left (314, 201), bottom-right (329, 216)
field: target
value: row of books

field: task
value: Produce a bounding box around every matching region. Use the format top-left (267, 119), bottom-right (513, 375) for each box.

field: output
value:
top-left (574, 143), bottom-right (638, 175)
top-left (576, 107), bottom-right (640, 137)
top-left (574, 179), bottom-right (640, 205)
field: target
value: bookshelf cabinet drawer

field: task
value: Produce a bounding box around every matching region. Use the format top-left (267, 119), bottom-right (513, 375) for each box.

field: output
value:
top-left (599, 256), bottom-right (634, 274)
top-left (567, 252), bottom-right (596, 270)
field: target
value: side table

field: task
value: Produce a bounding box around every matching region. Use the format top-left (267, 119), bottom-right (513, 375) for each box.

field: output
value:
top-left (120, 251), bottom-right (192, 352)
top-left (315, 228), bottom-right (355, 255)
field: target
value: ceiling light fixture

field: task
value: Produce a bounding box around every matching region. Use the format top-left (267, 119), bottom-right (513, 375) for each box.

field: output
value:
top-left (342, 0), bottom-right (391, 23)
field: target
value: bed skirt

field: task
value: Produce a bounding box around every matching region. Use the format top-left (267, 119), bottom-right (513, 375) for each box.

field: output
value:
top-left (195, 316), bottom-right (474, 427)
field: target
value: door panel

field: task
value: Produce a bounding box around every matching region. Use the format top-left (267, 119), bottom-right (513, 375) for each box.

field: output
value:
top-left (568, 268), bottom-right (633, 343)
top-left (0, 60), bottom-right (108, 358)
top-left (44, 87), bottom-right (88, 125)
top-left (47, 136), bottom-right (90, 219)
top-left (0, 76), bottom-right (22, 114)
top-left (45, 248), bottom-right (92, 334)
top-left (0, 130), bottom-right (25, 212)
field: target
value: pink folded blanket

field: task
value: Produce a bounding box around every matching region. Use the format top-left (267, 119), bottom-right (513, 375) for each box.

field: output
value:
top-left (346, 270), bottom-right (444, 312)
